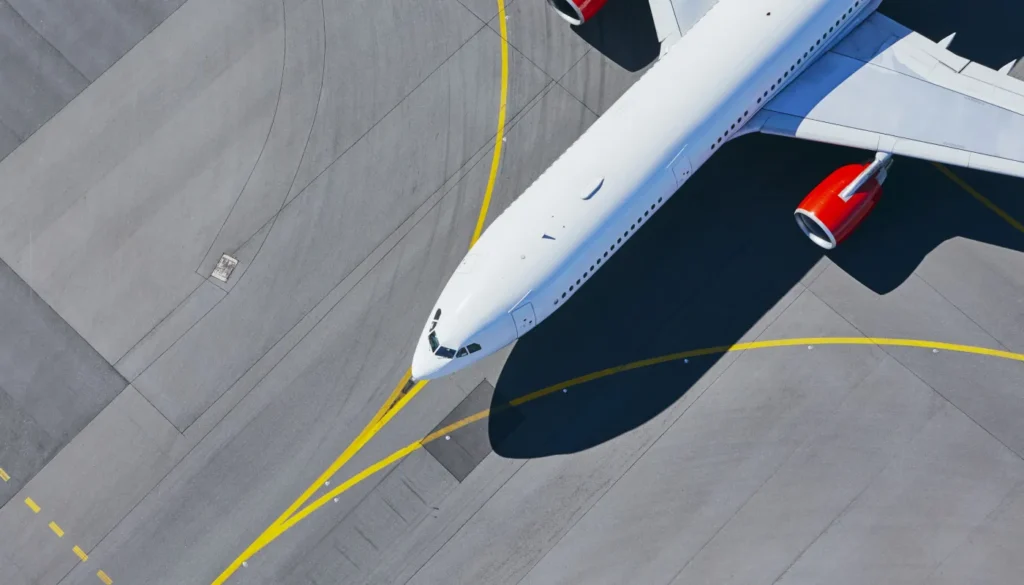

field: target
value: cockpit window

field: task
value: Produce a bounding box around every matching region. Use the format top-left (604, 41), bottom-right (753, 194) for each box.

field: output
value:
top-left (433, 309), bottom-right (442, 320)
top-left (436, 346), bottom-right (456, 359)
top-left (467, 343), bottom-right (481, 353)
top-left (428, 331), bottom-right (440, 352)
top-left (456, 347), bottom-right (468, 358)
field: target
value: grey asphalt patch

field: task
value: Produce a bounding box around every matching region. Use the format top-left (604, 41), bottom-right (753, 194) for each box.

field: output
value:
top-left (424, 379), bottom-right (522, 482)
top-left (133, 21), bottom-right (550, 432)
top-left (7, 0), bottom-right (187, 82)
top-left (0, 258), bottom-right (126, 507)
top-left (0, 0), bottom-right (88, 140)
top-left (6, 1), bottom-right (1024, 585)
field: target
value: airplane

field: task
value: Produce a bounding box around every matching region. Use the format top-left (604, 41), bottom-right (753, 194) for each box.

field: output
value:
top-left (411, 0), bottom-right (1024, 381)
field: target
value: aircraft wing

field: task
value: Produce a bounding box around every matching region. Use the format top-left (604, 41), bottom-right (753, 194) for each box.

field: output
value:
top-left (747, 11), bottom-right (1024, 179)
top-left (651, 0), bottom-right (721, 55)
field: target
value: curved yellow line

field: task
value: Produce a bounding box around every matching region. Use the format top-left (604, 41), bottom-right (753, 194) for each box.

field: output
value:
top-left (241, 337), bottom-right (1024, 552)
top-left (470, 0), bottom-right (510, 247)
top-left (212, 1), bottom-right (511, 581)
top-left (214, 15), bottom-right (1024, 584)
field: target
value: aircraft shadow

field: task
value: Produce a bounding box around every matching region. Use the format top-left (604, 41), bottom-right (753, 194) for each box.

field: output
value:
top-left (487, 1), bottom-right (1024, 458)
top-left (570, 0), bottom-right (660, 72)
top-left (488, 131), bottom-right (1024, 459)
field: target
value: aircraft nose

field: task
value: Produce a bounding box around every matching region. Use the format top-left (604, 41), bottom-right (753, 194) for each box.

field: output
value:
top-left (411, 342), bottom-right (438, 382)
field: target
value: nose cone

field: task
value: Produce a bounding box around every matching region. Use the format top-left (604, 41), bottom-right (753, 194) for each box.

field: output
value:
top-left (411, 338), bottom-right (445, 381)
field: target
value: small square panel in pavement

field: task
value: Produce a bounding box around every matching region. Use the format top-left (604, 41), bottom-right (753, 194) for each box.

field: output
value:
top-left (424, 379), bottom-right (523, 482)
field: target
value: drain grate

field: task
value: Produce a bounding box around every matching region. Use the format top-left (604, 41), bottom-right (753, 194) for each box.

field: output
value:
top-left (211, 254), bottom-right (238, 282)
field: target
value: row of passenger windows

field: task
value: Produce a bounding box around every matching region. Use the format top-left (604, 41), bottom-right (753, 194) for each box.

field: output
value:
top-left (553, 196), bottom-right (666, 307)
top-left (710, 1), bottom-right (863, 153)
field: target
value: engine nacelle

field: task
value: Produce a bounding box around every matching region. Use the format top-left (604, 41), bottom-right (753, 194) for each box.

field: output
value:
top-left (545, 0), bottom-right (608, 25)
top-left (794, 152), bottom-right (893, 249)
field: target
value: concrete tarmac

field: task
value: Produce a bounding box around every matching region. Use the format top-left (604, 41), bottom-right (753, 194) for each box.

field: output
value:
top-left (1, 0), bottom-right (1024, 583)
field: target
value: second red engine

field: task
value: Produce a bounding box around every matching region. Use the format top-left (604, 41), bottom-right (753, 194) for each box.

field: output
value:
top-left (794, 153), bottom-right (893, 249)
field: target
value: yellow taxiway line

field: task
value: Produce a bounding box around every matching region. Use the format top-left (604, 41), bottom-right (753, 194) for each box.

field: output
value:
top-left (211, 1), bottom-right (511, 582)
top-left (226, 336), bottom-right (1024, 557)
top-left (211, 12), bottom-right (1024, 578)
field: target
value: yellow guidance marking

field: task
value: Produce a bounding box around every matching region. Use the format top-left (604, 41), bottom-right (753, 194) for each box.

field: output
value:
top-left (470, 0), bottom-right (510, 247)
top-left (214, 1), bottom-right (510, 582)
top-left (221, 337), bottom-right (1024, 581)
top-left (73, 545), bottom-right (89, 562)
top-left (25, 497), bottom-right (40, 513)
top-left (0, 467), bottom-right (9, 482)
top-left (267, 338), bottom-right (1024, 529)
top-left (212, 378), bottom-right (429, 583)
top-left (933, 163), bottom-right (1024, 235)
top-left (97, 569), bottom-right (113, 584)
top-left (49, 521), bottom-right (64, 538)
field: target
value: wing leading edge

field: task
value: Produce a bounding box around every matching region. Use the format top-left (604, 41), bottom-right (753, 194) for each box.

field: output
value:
top-left (748, 11), bottom-right (1024, 179)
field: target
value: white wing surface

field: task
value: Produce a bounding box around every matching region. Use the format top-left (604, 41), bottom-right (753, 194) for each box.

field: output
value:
top-left (748, 11), bottom-right (1024, 179)
top-left (651, 0), bottom-right (721, 54)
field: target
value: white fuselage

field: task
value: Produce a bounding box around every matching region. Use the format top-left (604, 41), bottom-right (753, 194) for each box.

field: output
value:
top-left (412, 0), bottom-right (881, 380)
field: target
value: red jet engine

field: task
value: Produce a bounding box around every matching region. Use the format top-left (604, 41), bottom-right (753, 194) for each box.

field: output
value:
top-left (794, 152), bottom-right (894, 249)
top-left (545, 0), bottom-right (608, 25)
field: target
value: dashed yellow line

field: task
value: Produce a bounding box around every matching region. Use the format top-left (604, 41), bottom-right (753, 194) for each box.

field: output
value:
top-left (49, 521), bottom-right (64, 538)
top-left (933, 163), bottom-right (1024, 235)
top-left (97, 570), bottom-right (113, 584)
top-left (0, 467), bottom-right (9, 482)
top-left (73, 545), bottom-right (89, 562)
top-left (25, 497), bottom-right (40, 513)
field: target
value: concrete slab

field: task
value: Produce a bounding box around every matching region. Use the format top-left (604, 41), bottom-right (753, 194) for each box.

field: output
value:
top-left (0, 385), bottom-right (185, 584)
top-left (287, 451), bottom-right (459, 584)
top-left (775, 403), bottom-right (1024, 585)
top-left (194, 0), bottom-right (327, 278)
top-left (0, 0), bottom-right (286, 364)
top-left (0, 118), bottom-right (22, 162)
top-left (284, 0), bottom-right (483, 203)
top-left (928, 480), bottom-right (1024, 584)
top-left (9, 2), bottom-right (1024, 585)
top-left (134, 23), bottom-right (550, 432)
top-left (913, 238), bottom-right (1024, 352)
top-left (0, 0), bottom-right (89, 140)
top-left (0, 258), bottom-right (126, 507)
top-left (7, 0), bottom-right (188, 82)
top-left (662, 357), bottom-right (942, 585)
top-left (114, 280), bottom-right (226, 382)
top-left (51, 75), bottom-right (590, 585)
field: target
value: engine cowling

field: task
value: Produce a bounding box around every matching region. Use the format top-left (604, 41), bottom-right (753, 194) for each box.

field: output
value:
top-left (794, 153), bottom-right (893, 250)
top-left (545, 0), bottom-right (608, 25)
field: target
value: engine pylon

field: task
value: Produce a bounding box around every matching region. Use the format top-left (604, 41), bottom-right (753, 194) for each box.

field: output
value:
top-left (794, 152), bottom-right (894, 250)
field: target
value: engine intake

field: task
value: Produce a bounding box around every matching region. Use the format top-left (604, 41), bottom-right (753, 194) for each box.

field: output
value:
top-left (795, 152), bottom-right (893, 249)
top-left (546, 0), bottom-right (608, 25)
